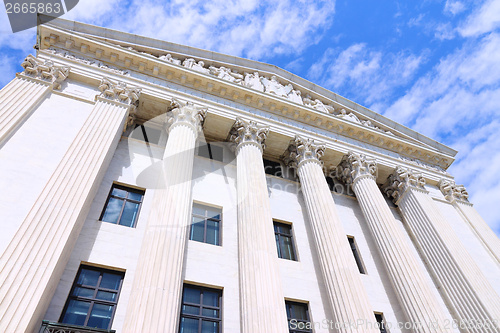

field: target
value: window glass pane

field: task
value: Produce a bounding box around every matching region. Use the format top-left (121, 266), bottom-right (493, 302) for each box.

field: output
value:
top-left (182, 304), bottom-right (200, 315)
top-left (192, 204), bottom-right (205, 216)
top-left (61, 300), bottom-right (90, 326)
top-left (201, 308), bottom-right (219, 318)
top-left (190, 218), bottom-right (205, 242)
top-left (206, 208), bottom-right (221, 220)
top-left (119, 201), bottom-right (140, 227)
top-left (179, 317), bottom-right (199, 333)
top-left (198, 143), bottom-right (211, 159)
top-left (290, 303), bottom-right (308, 320)
top-left (102, 197), bottom-right (123, 223)
top-left (184, 287), bottom-right (201, 304)
top-left (128, 191), bottom-right (143, 201)
top-left (96, 290), bottom-right (117, 302)
top-left (282, 236), bottom-right (295, 260)
top-left (201, 320), bottom-right (219, 333)
top-left (210, 145), bottom-right (224, 162)
top-left (87, 303), bottom-right (113, 329)
top-left (111, 188), bottom-right (127, 197)
top-left (206, 220), bottom-right (219, 245)
top-left (77, 269), bottom-right (100, 287)
top-left (72, 287), bottom-right (95, 298)
top-left (100, 272), bottom-right (122, 290)
top-left (202, 291), bottom-right (219, 307)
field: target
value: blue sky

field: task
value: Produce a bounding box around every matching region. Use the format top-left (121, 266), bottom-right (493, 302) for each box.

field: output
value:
top-left (1, 0), bottom-right (499, 234)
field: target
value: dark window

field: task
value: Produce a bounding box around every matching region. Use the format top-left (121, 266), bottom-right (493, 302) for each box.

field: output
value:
top-left (60, 265), bottom-right (124, 330)
top-left (130, 124), bottom-right (162, 145)
top-left (190, 203), bottom-right (222, 246)
top-left (348, 236), bottom-right (365, 274)
top-left (285, 301), bottom-right (312, 333)
top-left (374, 313), bottom-right (387, 333)
top-left (179, 285), bottom-right (222, 333)
top-left (274, 222), bottom-right (297, 261)
top-left (264, 158), bottom-right (283, 178)
top-left (100, 184), bottom-right (144, 228)
top-left (198, 143), bottom-right (223, 162)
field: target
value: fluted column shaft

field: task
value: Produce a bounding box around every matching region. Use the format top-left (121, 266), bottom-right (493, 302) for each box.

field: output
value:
top-left (338, 153), bottom-right (449, 332)
top-left (123, 100), bottom-right (206, 333)
top-left (284, 138), bottom-right (378, 333)
top-left (384, 168), bottom-right (500, 333)
top-left (439, 180), bottom-right (500, 265)
top-left (230, 118), bottom-right (288, 333)
top-left (0, 55), bottom-right (69, 144)
top-left (0, 78), bottom-right (139, 333)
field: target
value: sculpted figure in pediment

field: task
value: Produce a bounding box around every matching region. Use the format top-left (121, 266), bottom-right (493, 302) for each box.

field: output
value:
top-left (159, 54), bottom-right (182, 65)
top-left (209, 66), bottom-right (243, 83)
top-left (182, 58), bottom-right (196, 69)
top-left (287, 89), bottom-right (303, 105)
top-left (338, 109), bottom-right (361, 123)
top-left (192, 60), bottom-right (210, 75)
top-left (262, 75), bottom-right (289, 97)
top-left (243, 72), bottom-right (265, 92)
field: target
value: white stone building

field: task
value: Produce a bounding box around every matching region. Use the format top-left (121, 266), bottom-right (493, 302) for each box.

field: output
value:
top-left (0, 17), bottom-right (499, 333)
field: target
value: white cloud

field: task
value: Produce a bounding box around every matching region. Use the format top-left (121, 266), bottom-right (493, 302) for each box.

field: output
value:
top-left (444, 0), bottom-right (467, 16)
top-left (307, 44), bottom-right (427, 104)
top-left (459, 0), bottom-right (500, 37)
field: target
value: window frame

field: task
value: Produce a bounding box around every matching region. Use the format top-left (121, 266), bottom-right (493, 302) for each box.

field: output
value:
top-left (59, 265), bottom-right (124, 330)
top-left (274, 221), bottom-right (297, 261)
top-left (178, 284), bottom-right (222, 333)
top-left (285, 300), bottom-right (312, 333)
top-left (99, 183), bottom-right (145, 228)
top-left (190, 203), bottom-right (222, 246)
top-left (374, 312), bottom-right (388, 333)
top-left (348, 236), bottom-right (366, 274)
top-left (197, 142), bottom-right (224, 162)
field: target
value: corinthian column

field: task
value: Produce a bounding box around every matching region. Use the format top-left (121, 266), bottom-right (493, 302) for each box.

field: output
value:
top-left (283, 137), bottom-right (378, 333)
top-left (229, 118), bottom-right (288, 333)
top-left (383, 167), bottom-right (500, 333)
top-left (0, 78), bottom-right (140, 333)
top-left (438, 180), bottom-right (500, 266)
top-left (337, 152), bottom-right (449, 332)
top-left (123, 100), bottom-right (206, 333)
top-left (0, 55), bottom-right (69, 144)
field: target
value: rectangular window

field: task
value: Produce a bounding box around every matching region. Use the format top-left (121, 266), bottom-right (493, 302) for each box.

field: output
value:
top-left (274, 222), bottom-right (297, 261)
top-left (374, 313), bottom-right (387, 333)
top-left (60, 265), bottom-right (124, 330)
top-left (190, 203), bottom-right (222, 246)
top-left (198, 143), bottom-right (223, 162)
top-left (263, 158), bottom-right (283, 178)
top-left (130, 124), bottom-right (162, 145)
top-left (100, 184), bottom-right (144, 228)
top-left (179, 284), bottom-right (222, 333)
top-left (285, 301), bottom-right (312, 333)
top-left (348, 236), bottom-right (366, 274)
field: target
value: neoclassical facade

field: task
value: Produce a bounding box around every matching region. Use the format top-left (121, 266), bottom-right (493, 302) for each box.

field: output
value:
top-left (0, 18), bottom-right (499, 333)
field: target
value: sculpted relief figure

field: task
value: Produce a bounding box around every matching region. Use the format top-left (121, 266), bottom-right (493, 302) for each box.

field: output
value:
top-left (287, 89), bottom-right (303, 105)
top-left (338, 109), bottom-right (361, 123)
top-left (262, 75), bottom-right (290, 97)
top-left (182, 58), bottom-right (196, 69)
top-left (209, 66), bottom-right (243, 83)
top-left (159, 54), bottom-right (181, 65)
top-left (191, 60), bottom-right (210, 75)
top-left (243, 72), bottom-right (265, 92)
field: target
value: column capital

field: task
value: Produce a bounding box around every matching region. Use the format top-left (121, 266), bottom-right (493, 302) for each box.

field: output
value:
top-left (382, 166), bottom-right (427, 204)
top-left (438, 179), bottom-right (470, 205)
top-left (19, 54), bottom-right (70, 90)
top-left (337, 151), bottom-right (377, 185)
top-left (228, 118), bottom-right (269, 153)
top-left (98, 77), bottom-right (141, 107)
top-left (282, 135), bottom-right (325, 169)
top-left (164, 99), bottom-right (207, 135)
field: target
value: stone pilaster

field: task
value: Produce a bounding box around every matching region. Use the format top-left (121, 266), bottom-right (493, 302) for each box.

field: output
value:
top-left (438, 179), bottom-right (500, 266)
top-left (229, 118), bottom-right (289, 333)
top-left (0, 55), bottom-right (70, 144)
top-left (123, 99), bottom-right (206, 333)
top-left (337, 152), bottom-right (449, 332)
top-left (383, 167), bottom-right (500, 333)
top-left (0, 78), bottom-right (139, 333)
top-left (283, 137), bottom-right (379, 332)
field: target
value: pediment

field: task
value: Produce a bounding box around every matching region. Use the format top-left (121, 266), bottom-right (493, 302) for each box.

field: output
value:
top-left (36, 17), bottom-right (457, 171)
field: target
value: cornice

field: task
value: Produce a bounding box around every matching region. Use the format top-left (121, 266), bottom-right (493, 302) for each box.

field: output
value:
top-left (37, 23), bottom-right (456, 171)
